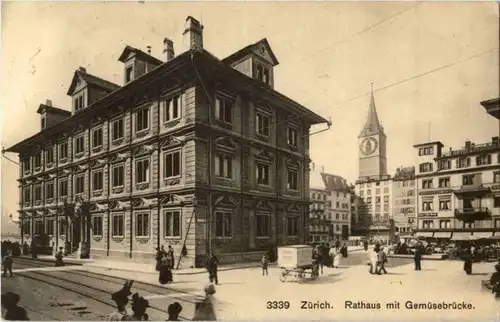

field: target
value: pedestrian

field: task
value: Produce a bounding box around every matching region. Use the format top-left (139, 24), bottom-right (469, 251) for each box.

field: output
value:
top-left (414, 243), bottom-right (422, 271)
top-left (123, 293), bottom-right (149, 321)
top-left (463, 248), bottom-right (473, 275)
top-left (489, 264), bottom-right (500, 298)
top-left (377, 247), bottom-right (388, 275)
top-left (335, 240), bottom-right (340, 251)
top-left (341, 243), bottom-right (348, 258)
top-left (206, 252), bottom-right (219, 285)
top-left (55, 247), bottom-right (64, 267)
top-left (2, 251), bottom-right (14, 277)
top-left (363, 240), bottom-right (368, 251)
top-left (1, 292), bottom-right (29, 320)
top-left (159, 251), bottom-right (173, 285)
top-left (315, 246), bottom-right (324, 274)
top-left (30, 240), bottom-right (37, 259)
top-left (193, 284), bottom-right (217, 321)
top-left (331, 246), bottom-right (340, 268)
top-left (261, 253), bottom-right (268, 276)
top-left (167, 246), bottom-right (175, 270)
top-left (166, 302), bottom-right (183, 321)
top-left (108, 280), bottom-right (134, 321)
top-left (369, 248), bottom-right (379, 275)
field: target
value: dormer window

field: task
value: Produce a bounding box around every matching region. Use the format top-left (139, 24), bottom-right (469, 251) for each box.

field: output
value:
top-left (256, 63), bottom-right (270, 85)
top-left (418, 147), bottom-right (433, 156)
top-left (74, 95), bottom-right (85, 112)
top-left (41, 117), bottom-right (46, 130)
top-left (125, 66), bottom-right (133, 84)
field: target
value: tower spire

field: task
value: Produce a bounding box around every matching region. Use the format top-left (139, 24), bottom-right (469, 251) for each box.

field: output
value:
top-left (358, 83), bottom-right (385, 138)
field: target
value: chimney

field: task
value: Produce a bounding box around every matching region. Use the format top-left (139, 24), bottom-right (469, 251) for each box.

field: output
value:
top-left (78, 67), bottom-right (86, 73)
top-left (183, 16), bottom-right (203, 52)
top-left (146, 45), bottom-right (152, 55)
top-left (163, 38), bottom-right (175, 61)
top-left (45, 99), bottom-right (52, 107)
top-left (465, 141), bottom-right (471, 150)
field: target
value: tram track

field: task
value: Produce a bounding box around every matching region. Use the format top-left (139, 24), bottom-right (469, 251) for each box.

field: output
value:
top-left (15, 261), bottom-right (196, 320)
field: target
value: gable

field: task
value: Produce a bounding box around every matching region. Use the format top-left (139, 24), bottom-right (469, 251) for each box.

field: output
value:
top-left (250, 39), bottom-right (279, 66)
top-left (67, 71), bottom-right (88, 96)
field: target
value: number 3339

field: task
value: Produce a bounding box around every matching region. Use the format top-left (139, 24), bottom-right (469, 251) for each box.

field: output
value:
top-left (266, 301), bottom-right (290, 309)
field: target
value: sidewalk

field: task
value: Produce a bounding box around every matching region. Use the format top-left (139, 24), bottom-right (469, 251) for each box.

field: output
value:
top-left (24, 246), bottom-right (366, 275)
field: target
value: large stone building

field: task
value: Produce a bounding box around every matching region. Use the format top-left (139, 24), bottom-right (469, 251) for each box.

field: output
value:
top-left (353, 91), bottom-right (415, 241)
top-left (309, 169), bottom-right (351, 243)
top-left (5, 16), bottom-right (328, 267)
top-left (414, 99), bottom-right (500, 240)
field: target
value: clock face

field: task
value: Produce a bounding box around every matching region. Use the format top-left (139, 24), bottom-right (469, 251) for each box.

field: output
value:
top-left (360, 137), bottom-right (378, 156)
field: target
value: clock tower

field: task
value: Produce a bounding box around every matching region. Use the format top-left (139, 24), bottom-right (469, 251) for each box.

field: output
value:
top-left (358, 89), bottom-right (387, 178)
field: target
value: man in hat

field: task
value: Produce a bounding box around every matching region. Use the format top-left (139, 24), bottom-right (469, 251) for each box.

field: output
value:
top-left (193, 284), bottom-right (216, 321)
top-left (1, 292), bottom-right (29, 320)
top-left (206, 252), bottom-right (219, 285)
top-left (490, 263), bottom-right (500, 298)
top-left (123, 293), bottom-right (149, 321)
top-left (55, 247), bottom-right (64, 267)
top-left (167, 302), bottom-right (183, 321)
top-left (2, 250), bottom-right (14, 277)
top-left (108, 280), bottom-right (134, 321)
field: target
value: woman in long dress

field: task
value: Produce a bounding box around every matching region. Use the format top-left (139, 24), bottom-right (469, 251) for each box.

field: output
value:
top-left (331, 247), bottom-right (340, 268)
top-left (159, 252), bottom-right (173, 284)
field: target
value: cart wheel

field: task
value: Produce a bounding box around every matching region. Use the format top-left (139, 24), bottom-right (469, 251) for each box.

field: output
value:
top-left (279, 268), bottom-right (288, 283)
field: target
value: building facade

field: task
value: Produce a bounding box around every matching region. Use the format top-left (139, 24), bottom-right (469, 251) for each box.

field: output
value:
top-left (6, 16), bottom-right (328, 267)
top-left (414, 98), bottom-right (500, 240)
top-left (391, 167), bottom-right (416, 236)
top-left (309, 171), bottom-right (351, 243)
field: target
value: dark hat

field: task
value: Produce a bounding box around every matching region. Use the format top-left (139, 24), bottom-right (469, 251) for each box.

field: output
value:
top-left (168, 302), bottom-right (183, 315)
top-left (1, 292), bottom-right (20, 307)
top-left (131, 293), bottom-right (149, 309)
top-left (495, 264), bottom-right (500, 271)
top-left (111, 280), bottom-right (134, 302)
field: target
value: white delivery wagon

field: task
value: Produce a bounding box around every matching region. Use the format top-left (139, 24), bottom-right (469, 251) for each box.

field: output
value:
top-left (277, 245), bottom-right (319, 282)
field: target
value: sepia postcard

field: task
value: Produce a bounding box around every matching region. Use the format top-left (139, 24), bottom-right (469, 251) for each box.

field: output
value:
top-left (1, 1), bottom-right (499, 321)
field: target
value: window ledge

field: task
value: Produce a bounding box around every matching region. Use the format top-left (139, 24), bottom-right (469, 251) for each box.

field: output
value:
top-left (46, 198), bottom-right (54, 204)
top-left (215, 236), bottom-right (233, 239)
top-left (92, 190), bottom-right (103, 197)
top-left (34, 167), bottom-right (42, 172)
top-left (256, 236), bottom-right (270, 239)
top-left (75, 152), bottom-right (84, 159)
top-left (59, 158), bottom-right (68, 164)
top-left (135, 183), bottom-right (150, 190)
top-left (111, 138), bottom-right (124, 146)
top-left (136, 129), bottom-right (150, 138)
top-left (163, 236), bottom-right (182, 240)
top-left (46, 162), bottom-right (54, 168)
top-left (164, 119), bottom-right (181, 128)
top-left (92, 146), bottom-right (103, 153)
top-left (135, 237), bottom-right (150, 244)
top-left (111, 236), bottom-right (125, 242)
top-left (164, 177), bottom-right (181, 186)
top-left (92, 236), bottom-right (103, 242)
top-left (112, 186), bottom-right (124, 194)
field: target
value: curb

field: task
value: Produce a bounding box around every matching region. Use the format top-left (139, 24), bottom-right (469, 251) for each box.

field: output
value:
top-left (388, 254), bottom-right (448, 261)
top-left (19, 256), bottom-right (84, 266)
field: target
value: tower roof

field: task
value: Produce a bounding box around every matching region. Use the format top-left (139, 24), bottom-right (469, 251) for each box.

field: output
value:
top-left (358, 88), bottom-right (385, 138)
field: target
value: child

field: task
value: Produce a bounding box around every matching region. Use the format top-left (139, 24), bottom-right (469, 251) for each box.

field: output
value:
top-left (261, 253), bottom-right (268, 276)
top-left (55, 247), bottom-right (64, 267)
top-left (2, 251), bottom-right (13, 277)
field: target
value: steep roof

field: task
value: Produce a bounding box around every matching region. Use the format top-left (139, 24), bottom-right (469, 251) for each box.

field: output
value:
top-left (222, 38), bottom-right (279, 66)
top-left (66, 68), bottom-right (121, 95)
top-left (36, 104), bottom-right (71, 117)
top-left (321, 173), bottom-right (350, 192)
top-left (358, 90), bottom-right (385, 138)
top-left (118, 45), bottom-right (163, 65)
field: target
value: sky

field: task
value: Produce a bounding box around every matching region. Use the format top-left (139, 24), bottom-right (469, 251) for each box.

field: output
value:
top-left (1, 2), bottom-right (499, 232)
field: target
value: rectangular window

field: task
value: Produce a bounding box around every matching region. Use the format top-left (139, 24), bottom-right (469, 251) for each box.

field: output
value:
top-left (287, 127), bottom-right (298, 147)
top-left (92, 216), bottom-right (103, 236)
top-left (456, 157), bottom-right (470, 168)
top-left (125, 66), bottom-right (133, 83)
top-left (463, 221), bottom-right (475, 229)
top-left (164, 151), bottom-right (181, 179)
top-left (462, 174), bottom-right (475, 186)
top-left (92, 128), bottom-right (103, 148)
top-left (438, 160), bottom-right (451, 170)
top-left (162, 95), bottom-right (181, 122)
top-left (59, 142), bottom-right (68, 160)
top-left (422, 201), bottom-right (433, 211)
top-left (112, 119), bottom-right (124, 141)
top-left (34, 220), bottom-right (43, 235)
top-left (439, 200), bottom-right (450, 210)
top-left (75, 175), bottom-right (84, 194)
top-left (215, 211), bottom-right (232, 237)
top-left (59, 179), bottom-right (68, 197)
top-left (22, 221), bottom-right (30, 235)
top-left (495, 218), bottom-right (500, 228)
top-left (34, 153), bottom-right (42, 169)
top-left (135, 213), bottom-right (150, 237)
top-left (41, 117), bottom-right (46, 129)
top-left (34, 185), bottom-right (42, 201)
top-left (422, 179), bottom-right (433, 189)
top-left (59, 220), bottom-right (66, 235)
top-left (46, 219), bottom-right (54, 235)
top-left (92, 171), bottom-right (103, 191)
top-left (46, 182), bottom-right (54, 200)
top-left (495, 197), bottom-right (500, 208)
top-left (214, 153), bottom-right (232, 179)
top-left (135, 159), bottom-right (150, 184)
top-left (493, 172), bottom-right (500, 183)
top-left (476, 154), bottom-right (492, 166)
top-left (214, 96), bottom-right (233, 124)
top-left (419, 163), bottom-right (433, 173)
top-left (287, 216), bottom-right (299, 236)
top-left (74, 95), bottom-right (84, 112)
top-left (256, 163), bottom-right (270, 185)
top-left (438, 177), bottom-right (450, 188)
top-left (256, 213), bottom-right (270, 237)
top-left (112, 165), bottom-right (124, 188)
top-left (163, 211), bottom-right (181, 238)
top-left (439, 220), bottom-right (451, 229)
top-left (75, 136), bottom-right (84, 154)
top-left (23, 158), bottom-right (31, 172)
top-left (46, 148), bottom-right (54, 164)
top-left (23, 187), bottom-right (31, 203)
top-left (112, 214), bottom-right (124, 237)
top-left (287, 170), bottom-right (298, 190)
top-left (256, 64), bottom-right (270, 85)
top-left (375, 197), bottom-right (381, 204)
top-left (383, 195), bottom-right (389, 203)
top-left (256, 113), bottom-right (270, 137)
top-left (135, 108), bottom-right (150, 132)
top-left (422, 220), bottom-right (434, 229)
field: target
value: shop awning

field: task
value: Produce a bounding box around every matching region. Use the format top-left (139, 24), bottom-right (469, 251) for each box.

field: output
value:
top-left (433, 232), bottom-right (452, 239)
top-left (451, 232), bottom-right (473, 241)
top-left (416, 232), bottom-right (433, 238)
top-left (472, 232), bottom-right (494, 239)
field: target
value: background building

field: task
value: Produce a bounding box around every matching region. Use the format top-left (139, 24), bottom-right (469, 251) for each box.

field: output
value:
top-left (6, 16), bottom-right (328, 267)
top-left (413, 99), bottom-right (500, 240)
top-left (309, 169), bottom-right (351, 243)
top-left (392, 166), bottom-right (416, 237)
